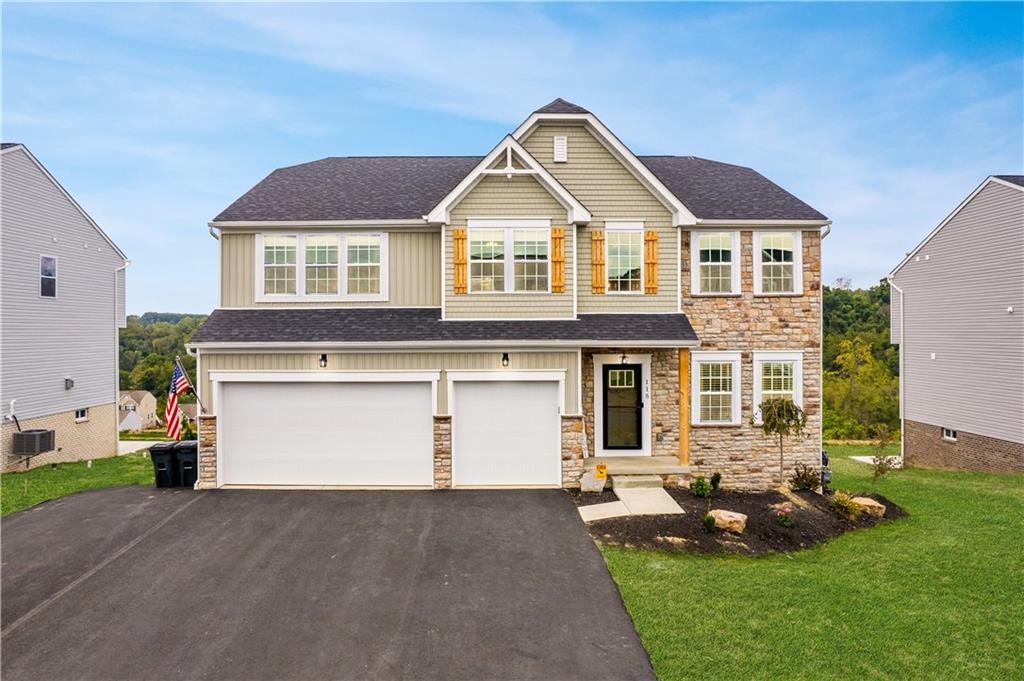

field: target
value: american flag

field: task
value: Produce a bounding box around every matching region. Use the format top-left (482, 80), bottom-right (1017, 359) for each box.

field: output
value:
top-left (165, 361), bottom-right (191, 440)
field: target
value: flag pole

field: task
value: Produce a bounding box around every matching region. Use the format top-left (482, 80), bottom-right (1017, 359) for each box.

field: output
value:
top-left (175, 355), bottom-right (207, 414)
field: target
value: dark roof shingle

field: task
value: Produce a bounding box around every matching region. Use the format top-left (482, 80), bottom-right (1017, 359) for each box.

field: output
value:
top-left (1, 142), bottom-right (23, 150)
top-left (994, 175), bottom-right (1024, 188)
top-left (534, 98), bottom-right (590, 114)
top-left (190, 308), bottom-right (697, 345)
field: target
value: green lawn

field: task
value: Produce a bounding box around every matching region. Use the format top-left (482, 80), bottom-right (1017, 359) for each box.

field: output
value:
top-left (1, 453), bottom-right (154, 516)
top-left (119, 429), bottom-right (174, 441)
top-left (604, 445), bottom-right (1024, 680)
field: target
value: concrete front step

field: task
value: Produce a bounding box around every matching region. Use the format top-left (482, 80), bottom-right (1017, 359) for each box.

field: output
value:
top-left (584, 455), bottom-right (691, 476)
top-left (611, 474), bottom-right (664, 489)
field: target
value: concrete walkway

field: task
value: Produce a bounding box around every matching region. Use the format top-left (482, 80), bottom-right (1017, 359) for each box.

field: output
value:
top-left (117, 440), bottom-right (166, 455)
top-left (578, 487), bottom-right (684, 522)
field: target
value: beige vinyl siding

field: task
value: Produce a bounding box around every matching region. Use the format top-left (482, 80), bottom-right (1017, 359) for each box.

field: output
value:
top-left (892, 181), bottom-right (1024, 444)
top-left (0, 147), bottom-right (125, 428)
top-left (220, 230), bottom-right (441, 308)
top-left (445, 174), bottom-right (574, 319)
top-left (521, 124), bottom-right (678, 312)
top-left (199, 350), bottom-right (579, 415)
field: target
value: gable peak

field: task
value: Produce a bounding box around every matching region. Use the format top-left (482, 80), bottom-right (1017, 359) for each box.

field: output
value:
top-left (534, 98), bottom-right (590, 115)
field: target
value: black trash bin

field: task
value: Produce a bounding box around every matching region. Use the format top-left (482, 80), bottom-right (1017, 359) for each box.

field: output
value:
top-left (174, 440), bottom-right (199, 488)
top-left (150, 442), bottom-right (180, 488)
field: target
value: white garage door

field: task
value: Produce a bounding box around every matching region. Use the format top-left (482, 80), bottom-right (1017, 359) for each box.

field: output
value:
top-left (452, 380), bottom-right (561, 487)
top-left (218, 381), bottom-right (434, 486)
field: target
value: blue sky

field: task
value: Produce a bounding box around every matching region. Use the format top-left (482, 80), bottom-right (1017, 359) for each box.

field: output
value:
top-left (3, 2), bottom-right (1021, 314)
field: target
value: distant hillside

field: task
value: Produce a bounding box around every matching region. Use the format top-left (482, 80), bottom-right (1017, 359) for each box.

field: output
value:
top-left (120, 313), bottom-right (207, 413)
top-left (137, 311), bottom-right (206, 325)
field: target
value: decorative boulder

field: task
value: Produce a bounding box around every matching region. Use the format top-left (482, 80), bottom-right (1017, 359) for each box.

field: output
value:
top-left (852, 496), bottom-right (886, 518)
top-left (709, 509), bottom-right (747, 534)
top-left (580, 471), bottom-right (607, 493)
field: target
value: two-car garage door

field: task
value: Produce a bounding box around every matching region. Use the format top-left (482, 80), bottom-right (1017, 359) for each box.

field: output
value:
top-left (215, 374), bottom-right (562, 488)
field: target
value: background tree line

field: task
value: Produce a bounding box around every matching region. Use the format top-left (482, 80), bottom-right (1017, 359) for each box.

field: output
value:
top-left (119, 286), bottom-right (900, 441)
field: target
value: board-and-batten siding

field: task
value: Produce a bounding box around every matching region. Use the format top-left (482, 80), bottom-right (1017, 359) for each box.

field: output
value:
top-left (521, 124), bottom-right (678, 312)
top-left (0, 147), bottom-right (126, 421)
top-left (220, 230), bottom-right (441, 308)
top-left (444, 174), bottom-right (575, 319)
top-left (199, 350), bottom-right (579, 415)
top-left (892, 181), bottom-right (1024, 444)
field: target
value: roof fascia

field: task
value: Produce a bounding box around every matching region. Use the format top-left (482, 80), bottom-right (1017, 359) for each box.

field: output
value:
top-left (512, 112), bottom-right (698, 226)
top-left (691, 219), bottom-right (832, 228)
top-left (2, 145), bottom-right (129, 261)
top-left (889, 176), bottom-right (1014, 277)
top-left (426, 135), bottom-right (591, 224)
top-left (189, 339), bottom-right (700, 351)
top-left (210, 219), bottom-right (430, 229)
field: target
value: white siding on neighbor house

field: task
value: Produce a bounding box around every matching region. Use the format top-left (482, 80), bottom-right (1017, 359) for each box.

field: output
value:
top-left (0, 147), bottom-right (127, 423)
top-left (220, 229), bottom-right (441, 308)
top-left (891, 180), bottom-right (1024, 444)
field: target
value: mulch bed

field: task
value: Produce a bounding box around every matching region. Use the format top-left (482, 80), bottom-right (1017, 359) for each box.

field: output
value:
top-left (569, 487), bottom-right (906, 556)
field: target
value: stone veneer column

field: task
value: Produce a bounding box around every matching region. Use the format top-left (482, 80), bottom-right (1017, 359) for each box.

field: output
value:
top-left (561, 415), bottom-right (585, 487)
top-left (196, 415), bottom-right (217, 489)
top-left (433, 416), bottom-right (452, 489)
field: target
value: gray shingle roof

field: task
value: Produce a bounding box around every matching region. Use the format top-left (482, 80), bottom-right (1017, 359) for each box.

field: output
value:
top-left (534, 98), bottom-right (591, 114)
top-left (190, 308), bottom-right (697, 345)
top-left (994, 175), bottom-right (1024, 188)
top-left (1, 142), bottom-right (23, 150)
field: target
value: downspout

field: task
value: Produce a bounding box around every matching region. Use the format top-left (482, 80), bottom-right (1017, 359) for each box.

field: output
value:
top-left (114, 260), bottom-right (131, 450)
top-left (887, 276), bottom-right (905, 467)
top-left (208, 224), bottom-right (221, 240)
top-left (818, 222), bottom-right (831, 463)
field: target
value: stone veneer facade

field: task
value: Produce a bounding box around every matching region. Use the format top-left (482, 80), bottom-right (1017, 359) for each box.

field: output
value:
top-left (904, 419), bottom-right (1023, 473)
top-left (196, 415), bottom-right (217, 489)
top-left (561, 415), bottom-right (585, 486)
top-left (680, 229), bottom-right (823, 489)
top-left (432, 416), bottom-right (452, 489)
top-left (2, 403), bottom-right (117, 473)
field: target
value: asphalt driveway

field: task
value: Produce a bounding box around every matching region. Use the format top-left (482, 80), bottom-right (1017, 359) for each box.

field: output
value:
top-left (1, 487), bottom-right (655, 681)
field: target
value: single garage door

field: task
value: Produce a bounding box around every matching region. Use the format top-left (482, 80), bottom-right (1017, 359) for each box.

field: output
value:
top-left (452, 380), bottom-right (561, 487)
top-left (219, 381), bottom-right (434, 486)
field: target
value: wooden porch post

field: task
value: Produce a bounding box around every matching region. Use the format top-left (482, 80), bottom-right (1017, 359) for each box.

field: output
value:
top-left (679, 348), bottom-right (690, 464)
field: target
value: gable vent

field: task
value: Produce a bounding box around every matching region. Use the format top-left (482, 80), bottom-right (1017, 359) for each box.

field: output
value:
top-left (553, 135), bottom-right (568, 163)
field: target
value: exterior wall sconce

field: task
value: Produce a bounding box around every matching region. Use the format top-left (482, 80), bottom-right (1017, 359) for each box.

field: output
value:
top-left (319, 354), bottom-right (328, 368)
top-left (64, 378), bottom-right (74, 390)
top-left (501, 352), bottom-right (510, 367)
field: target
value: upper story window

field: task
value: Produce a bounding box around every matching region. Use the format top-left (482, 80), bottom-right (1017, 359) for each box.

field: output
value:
top-left (752, 351), bottom-right (803, 423)
top-left (754, 231), bottom-right (803, 295)
top-left (40, 255), bottom-right (57, 298)
top-left (691, 231), bottom-right (739, 295)
top-left (606, 223), bottom-right (643, 294)
top-left (467, 220), bottom-right (550, 294)
top-left (690, 352), bottom-right (742, 426)
top-left (256, 233), bottom-right (388, 302)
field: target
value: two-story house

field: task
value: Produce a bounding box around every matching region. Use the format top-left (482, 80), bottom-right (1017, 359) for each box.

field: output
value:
top-left (889, 175), bottom-right (1023, 473)
top-left (188, 100), bottom-right (828, 490)
top-left (1, 143), bottom-right (128, 471)
top-left (118, 390), bottom-right (159, 431)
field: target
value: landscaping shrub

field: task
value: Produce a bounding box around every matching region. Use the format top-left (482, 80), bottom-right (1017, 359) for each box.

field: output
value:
top-left (789, 463), bottom-right (820, 491)
top-left (710, 472), bottom-right (722, 491)
top-left (702, 513), bottom-right (716, 533)
top-left (690, 476), bottom-right (711, 497)
top-left (775, 507), bottom-right (795, 527)
top-left (830, 490), bottom-right (860, 519)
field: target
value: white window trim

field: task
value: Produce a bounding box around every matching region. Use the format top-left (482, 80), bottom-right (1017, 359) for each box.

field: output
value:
top-left (40, 254), bottom-right (58, 299)
top-left (74, 407), bottom-right (89, 422)
top-left (466, 219), bottom-right (552, 295)
top-left (604, 221), bottom-right (645, 296)
top-left (753, 230), bottom-right (802, 296)
top-left (752, 351), bottom-right (804, 424)
top-left (691, 351), bottom-right (742, 426)
top-left (690, 230), bottom-right (741, 296)
top-left (254, 233), bottom-right (389, 303)
top-left (942, 427), bottom-right (957, 442)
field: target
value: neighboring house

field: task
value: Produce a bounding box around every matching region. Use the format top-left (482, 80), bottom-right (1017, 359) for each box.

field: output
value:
top-left (188, 99), bottom-right (829, 490)
top-left (1, 143), bottom-right (128, 471)
top-left (178, 403), bottom-right (197, 428)
top-left (888, 176), bottom-right (1024, 473)
top-left (118, 390), bottom-right (159, 431)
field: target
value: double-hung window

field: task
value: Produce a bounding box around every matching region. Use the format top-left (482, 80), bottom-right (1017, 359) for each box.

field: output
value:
top-left (691, 231), bottom-right (739, 295)
top-left (606, 222), bottom-right (643, 293)
top-left (691, 352), bottom-right (742, 426)
top-left (40, 255), bottom-right (58, 298)
top-left (752, 351), bottom-right (803, 423)
top-left (257, 233), bottom-right (387, 301)
top-left (754, 231), bottom-right (802, 295)
top-left (467, 220), bottom-right (550, 293)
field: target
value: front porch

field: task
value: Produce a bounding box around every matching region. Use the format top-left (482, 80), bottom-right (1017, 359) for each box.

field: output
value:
top-left (584, 455), bottom-right (690, 476)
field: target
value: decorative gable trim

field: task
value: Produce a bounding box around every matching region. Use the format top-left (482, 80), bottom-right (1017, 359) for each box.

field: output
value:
top-left (512, 112), bottom-right (699, 227)
top-left (426, 135), bottom-right (591, 225)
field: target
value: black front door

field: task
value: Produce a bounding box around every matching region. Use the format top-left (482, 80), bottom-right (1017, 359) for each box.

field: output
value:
top-left (602, 364), bottom-right (643, 450)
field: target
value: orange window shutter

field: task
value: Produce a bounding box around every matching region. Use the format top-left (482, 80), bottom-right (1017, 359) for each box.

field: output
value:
top-left (551, 227), bottom-right (565, 293)
top-left (591, 230), bottom-right (605, 294)
top-left (453, 228), bottom-right (468, 294)
top-left (644, 230), bottom-right (659, 294)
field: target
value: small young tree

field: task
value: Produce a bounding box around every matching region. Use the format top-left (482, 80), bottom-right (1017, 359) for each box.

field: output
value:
top-left (754, 398), bottom-right (807, 485)
top-left (870, 423), bottom-right (896, 481)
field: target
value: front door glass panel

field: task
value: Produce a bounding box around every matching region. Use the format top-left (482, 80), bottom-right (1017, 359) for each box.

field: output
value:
top-left (603, 364), bottom-right (642, 449)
